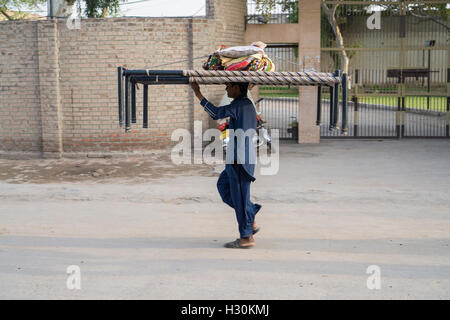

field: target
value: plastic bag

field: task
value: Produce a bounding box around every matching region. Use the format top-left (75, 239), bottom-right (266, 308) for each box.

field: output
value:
top-left (215, 45), bottom-right (264, 58)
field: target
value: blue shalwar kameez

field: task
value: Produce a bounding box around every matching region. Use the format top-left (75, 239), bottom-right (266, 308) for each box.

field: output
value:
top-left (200, 96), bottom-right (262, 238)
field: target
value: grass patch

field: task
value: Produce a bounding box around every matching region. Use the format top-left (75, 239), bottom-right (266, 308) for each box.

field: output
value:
top-left (352, 96), bottom-right (446, 112)
top-left (260, 86), bottom-right (299, 98)
top-left (259, 86), bottom-right (447, 112)
top-left (260, 92), bottom-right (299, 98)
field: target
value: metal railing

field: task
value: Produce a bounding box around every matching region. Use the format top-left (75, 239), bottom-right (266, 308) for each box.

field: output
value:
top-left (246, 0), bottom-right (298, 24)
top-left (319, 0), bottom-right (449, 138)
top-left (258, 44), bottom-right (299, 139)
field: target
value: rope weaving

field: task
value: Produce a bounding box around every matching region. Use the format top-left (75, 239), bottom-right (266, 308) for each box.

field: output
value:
top-left (183, 70), bottom-right (336, 78)
top-left (188, 76), bottom-right (332, 86)
top-left (183, 70), bottom-right (340, 86)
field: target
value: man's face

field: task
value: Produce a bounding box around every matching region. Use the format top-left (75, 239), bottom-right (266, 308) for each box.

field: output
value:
top-left (226, 83), bottom-right (240, 99)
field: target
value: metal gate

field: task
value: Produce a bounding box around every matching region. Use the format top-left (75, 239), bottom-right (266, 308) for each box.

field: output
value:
top-left (258, 44), bottom-right (299, 139)
top-left (319, 0), bottom-right (449, 139)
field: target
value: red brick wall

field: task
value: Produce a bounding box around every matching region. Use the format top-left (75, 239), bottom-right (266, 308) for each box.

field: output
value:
top-left (0, 0), bottom-right (246, 156)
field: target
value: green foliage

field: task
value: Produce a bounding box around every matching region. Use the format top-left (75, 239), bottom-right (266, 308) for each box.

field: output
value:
top-left (0, 0), bottom-right (46, 19)
top-left (254, 0), bottom-right (297, 22)
top-left (320, 8), bottom-right (333, 47)
top-left (256, 0), bottom-right (448, 72)
top-left (78, 0), bottom-right (123, 18)
top-left (0, 0), bottom-right (45, 10)
top-left (345, 40), bottom-right (363, 60)
top-left (253, 0), bottom-right (277, 19)
top-left (376, 2), bottom-right (448, 20)
top-left (278, 0), bottom-right (297, 23)
top-left (0, 0), bottom-right (126, 19)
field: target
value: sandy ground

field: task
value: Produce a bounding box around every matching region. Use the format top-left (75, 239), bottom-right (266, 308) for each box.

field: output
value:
top-left (0, 139), bottom-right (449, 299)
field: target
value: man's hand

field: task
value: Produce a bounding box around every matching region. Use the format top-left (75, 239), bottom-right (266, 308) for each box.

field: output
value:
top-left (190, 82), bottom-right (204, 101)
top-left (190, 82), bottom-right (200, 93)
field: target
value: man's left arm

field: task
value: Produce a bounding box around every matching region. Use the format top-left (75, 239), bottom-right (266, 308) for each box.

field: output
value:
top-left (191, 83), bottom-right (237, 120)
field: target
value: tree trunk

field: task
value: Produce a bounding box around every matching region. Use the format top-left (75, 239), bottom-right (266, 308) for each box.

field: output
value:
top-left (321, 1), bottom-right (349, 74)
top-left (102, 7), bottom-right (107, 17)
top-left (0, 9), bottom-right (12, 20)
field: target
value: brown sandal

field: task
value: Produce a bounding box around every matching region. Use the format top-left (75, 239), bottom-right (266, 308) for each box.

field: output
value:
top-left (224, 239), bottom-right (254, 249)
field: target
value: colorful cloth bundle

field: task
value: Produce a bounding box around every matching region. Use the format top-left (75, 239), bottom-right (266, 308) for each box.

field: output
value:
top-left (202, 53), bottom-right (223, 71)
top-left (202, 42), bottom-right (276, 72)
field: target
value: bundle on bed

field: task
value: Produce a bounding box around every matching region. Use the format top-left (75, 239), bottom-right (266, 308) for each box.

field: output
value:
top-left (202, 41), bottom-right (276, 72)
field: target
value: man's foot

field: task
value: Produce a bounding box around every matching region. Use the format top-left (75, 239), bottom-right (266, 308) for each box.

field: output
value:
top-left (224, 235), bottom-right (255, 249)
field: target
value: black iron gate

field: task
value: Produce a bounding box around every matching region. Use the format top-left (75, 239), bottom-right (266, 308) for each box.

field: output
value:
top-left (319, 0), bottom-right (449, 139)
top-left (318, 80), bottom-right (450, 139)
top-left (258, 44), bottom-right (299, 139)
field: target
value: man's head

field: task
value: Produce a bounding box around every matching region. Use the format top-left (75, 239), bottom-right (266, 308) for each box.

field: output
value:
top-left (226, 82), bottom-right (249, 99)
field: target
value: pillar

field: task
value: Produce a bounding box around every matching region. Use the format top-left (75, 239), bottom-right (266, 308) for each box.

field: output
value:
top-left (37, 20), bottom-right (63, 158)
top-left (297, 0), bottom-right (321, 143)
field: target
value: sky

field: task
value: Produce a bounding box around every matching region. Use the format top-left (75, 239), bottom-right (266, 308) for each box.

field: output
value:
top-left (17, 1), bottom-right (450, 19)
top-left (15, 0), bottom-right (207, 17)
top-left (115, 0), bottom-right (206, 17)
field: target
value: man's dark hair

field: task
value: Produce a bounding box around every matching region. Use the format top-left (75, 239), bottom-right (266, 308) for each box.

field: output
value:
top-left (232, 82), bottom-right (249, 97)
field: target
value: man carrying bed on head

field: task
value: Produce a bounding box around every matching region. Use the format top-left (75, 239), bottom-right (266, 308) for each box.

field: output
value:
top-left (191, 82), bottom-right (262, 249)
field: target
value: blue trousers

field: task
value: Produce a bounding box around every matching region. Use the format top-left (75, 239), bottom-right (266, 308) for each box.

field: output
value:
top-left (217, 164), bottom-right (262, 238)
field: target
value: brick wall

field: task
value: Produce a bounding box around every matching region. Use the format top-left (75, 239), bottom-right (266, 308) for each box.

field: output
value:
top-left (0, 0), bottom-right (246, 156)
top-left (0, 21), bottom-right (42, 152)
top-left (213, 0), bottom-right (247, 48)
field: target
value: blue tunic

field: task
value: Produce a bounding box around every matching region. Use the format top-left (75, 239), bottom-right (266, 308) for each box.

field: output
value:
top-left (200, 96), bottom-right (257, 182)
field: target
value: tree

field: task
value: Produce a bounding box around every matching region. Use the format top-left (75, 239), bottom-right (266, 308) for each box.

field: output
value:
top-left (378, 2), bottom-right (449, 32)
top-left (254, 0), bottom-right (351, 72)
top-left (78, 0), bottom-right (123, 18)
top-left (321, 1), bottom-right (349, 74)
top-left (0, 0), bottom-right (126, 19)
top-left (254, 0), bottom-right (449, 74)
top-left (0, 0), bottom-right (46, 20)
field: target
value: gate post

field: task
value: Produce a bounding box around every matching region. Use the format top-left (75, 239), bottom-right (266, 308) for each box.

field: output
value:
top-left (396, 83), bottom-right (401, 139)
top-left (333, 70), bottom-right (340, 129)
top-left (399, 2), bottom-right (406, 139)
top-left (329, 85), bottom-right (334, 130)
top-left (447, 95), bottom-right (449, 137)
top-left (352, 95), bottom-right (358, 137)
top-left (296, 0), bottom-right (321, 143)
top-left (341, 73), bottom-right (348, 134)
top-left (445, 39), bottom-right (450, 137)
top-left (401, 84), bottom-right (405, 137)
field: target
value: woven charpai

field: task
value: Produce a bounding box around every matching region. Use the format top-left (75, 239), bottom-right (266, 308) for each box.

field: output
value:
top-left (183, 70), bottom-right (340, 86)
